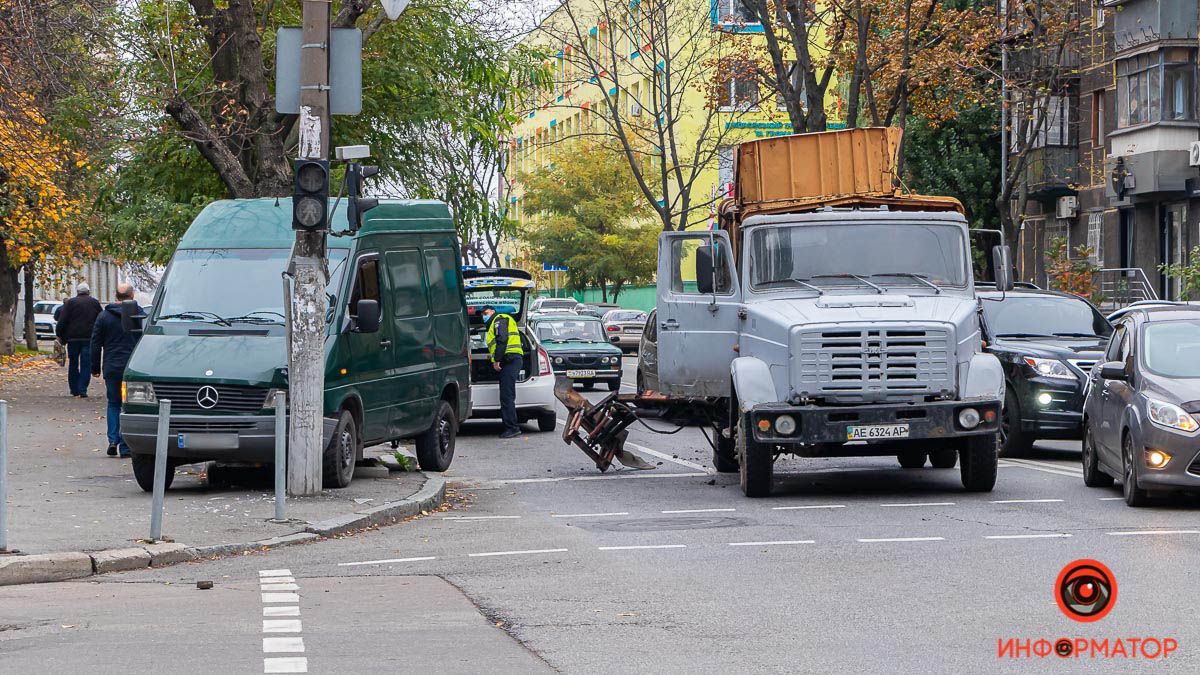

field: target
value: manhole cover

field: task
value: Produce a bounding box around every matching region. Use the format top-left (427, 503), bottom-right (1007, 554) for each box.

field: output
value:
top-left (580, 516), bottom-right (749, 532)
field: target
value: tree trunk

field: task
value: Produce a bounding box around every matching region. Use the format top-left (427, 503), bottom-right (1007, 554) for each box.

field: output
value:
top-left (0, 259), bottom-right (20, 356)
top-left (23, 265), bottom-right (37, 351)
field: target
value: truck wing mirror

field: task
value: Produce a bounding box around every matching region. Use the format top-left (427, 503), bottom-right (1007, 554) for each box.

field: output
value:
top-left (1099, 361), bottom-right (1127, 381)
top-left (695, 246), bottom-right (715, 295)
top-left (120, 299), bottom-right (144, 334)
top-left (354, 299), bottom-right (381, 333)
top-left (992, 245), bottom-right (1014, 292)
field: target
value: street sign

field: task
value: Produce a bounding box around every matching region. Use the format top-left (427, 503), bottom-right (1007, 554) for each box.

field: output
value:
top-left (461, 265), bottom-right (478, 271)
top-left (543, 263), bottom-right (569, 272)
top-left (381, 0), bottom-right (412, 20)
top-left (276, 28), bottom-right (362, 115)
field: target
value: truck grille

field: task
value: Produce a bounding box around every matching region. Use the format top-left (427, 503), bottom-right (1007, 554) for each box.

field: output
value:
top-left (152, 383), bottom-right (268, 414)
top-left (795, 325), bottom-right (954, 403)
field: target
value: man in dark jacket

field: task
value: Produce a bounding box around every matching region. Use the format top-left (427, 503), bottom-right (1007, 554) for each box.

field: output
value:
top-left (56, 283), bottom-right (102, 397)
top-left (91, 283), bottom-right (141, 457)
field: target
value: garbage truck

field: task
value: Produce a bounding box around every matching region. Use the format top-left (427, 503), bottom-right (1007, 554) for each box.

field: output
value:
top-left (555, 127), bottom-right (1012, 497)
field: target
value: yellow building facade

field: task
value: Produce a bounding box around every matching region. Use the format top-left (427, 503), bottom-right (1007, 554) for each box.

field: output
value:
top-left (502, 0), bottom-right (847, 272)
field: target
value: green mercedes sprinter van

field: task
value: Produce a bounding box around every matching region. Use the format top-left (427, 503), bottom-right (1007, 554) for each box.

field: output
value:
top-left (119, 198), bottom-right (471, 490)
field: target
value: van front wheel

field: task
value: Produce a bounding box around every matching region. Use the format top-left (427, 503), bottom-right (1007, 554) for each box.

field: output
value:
top-left (323, 410), bottom-right (357, 489)
top-left (132, 454), bottom-right (174, 493)
top-left (416, 401), bottom-right (457, 472)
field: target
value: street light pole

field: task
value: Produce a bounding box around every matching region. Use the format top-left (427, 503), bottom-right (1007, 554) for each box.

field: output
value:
top-left (288, 0), bottom-right (331, 495)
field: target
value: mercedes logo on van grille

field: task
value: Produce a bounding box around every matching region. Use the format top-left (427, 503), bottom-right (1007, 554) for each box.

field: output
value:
top-left (196, 386), bottom-right (220, 410)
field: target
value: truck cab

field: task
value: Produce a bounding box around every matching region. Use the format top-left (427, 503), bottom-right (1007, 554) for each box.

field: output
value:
top-left (655, 129), bottom-right (1007, 497)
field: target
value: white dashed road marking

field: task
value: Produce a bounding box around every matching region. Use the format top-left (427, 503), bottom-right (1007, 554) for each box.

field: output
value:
top-left (661, 508), bottom-right (735, 514)
top-left (1106, 530), bottom-right (1200, 536)
top-left (879, 502), bottom-right (955, 508)
top-left (728, 540), bottom-right (815, 547)
top-left (467, 548), bottom-right (570, 558)
top-left (259, 569), bottom-right (306, 673)
top-left (442, 515), bottom-right (522, 521)
top-left (984, 533), bottom-right (1072, 540)
top-left (1003, 458), bottom-right (1083, 477)
top-left (598, 544), bottom-right (687, 551)
top-left (857, 537), bottom-right (945, 543)
top-left (338, 556), bottom-right (438, 567)
top-left (1097, 497), bottom-right (1124, 501)
top-left (990, 499), bottom-right (1065, 504)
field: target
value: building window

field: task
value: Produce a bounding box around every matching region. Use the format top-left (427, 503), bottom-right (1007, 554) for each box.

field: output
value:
top-left (718, 61), bottom-right (759, 111)
top-left (1091, 90), bottom-right (1105, 144)
top-left (1117, 49), bottom-right (1196, 127)
top-left (1087, 212), bottom-right (1103, 265)
top-left (714, 0), bottom-right (758, 24)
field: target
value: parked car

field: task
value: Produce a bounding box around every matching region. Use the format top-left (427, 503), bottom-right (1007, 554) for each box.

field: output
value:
top-left (1082, 306), bottom-right (1200, 506)
top-left (32, 300), bottom-right (63, 340)
top-left (979, 288), bottom-right (1112, 456)
top-left (531, 314), bottom-right (623, 392)
top-left (636, 309), bottom-right (659, 393)
top-left (529, 297), bottom-right (582, 316)
top-left (120, 198), bottom-right (471, 491)
top-left (576, 304), bottom-right (605, 319)
top-left (1106, 300), bottom-right (1200, 323)
top-left (464, 269), bottom-right (558, 432)
top-left (602, 309), bottom-right (648, 352)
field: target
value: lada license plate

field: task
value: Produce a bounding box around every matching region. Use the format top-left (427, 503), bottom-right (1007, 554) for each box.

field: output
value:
top-left (565, 369), bottom-right (595, 378)
top-left (846, 424), bottom-right (910, 440)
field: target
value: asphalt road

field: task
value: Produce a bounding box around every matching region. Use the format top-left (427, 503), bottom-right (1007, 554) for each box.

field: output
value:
top-left (5, 357), bottom-right (1200, 673)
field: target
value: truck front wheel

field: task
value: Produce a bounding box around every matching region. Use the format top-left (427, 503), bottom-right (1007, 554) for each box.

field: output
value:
top-left (960, 434), bottom-right (999, 492)
top-left (713, 429), bottom-right (739, 473)
top-left (897, 451), bottom-right (927, 469)
top-left (929, 448), bottom-right (958, 469)
top-left (737, 414), bottom-right (773, 497)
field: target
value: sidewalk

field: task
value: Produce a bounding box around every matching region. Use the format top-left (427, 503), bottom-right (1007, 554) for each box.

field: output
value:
top-left (1, 359), bottom-right (443, 561)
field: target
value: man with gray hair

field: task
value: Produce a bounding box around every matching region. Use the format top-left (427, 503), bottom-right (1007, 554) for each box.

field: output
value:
top-left (55, 282), bottom-right (102, 397)
top-left (91, 283), bottom-right (143, 457)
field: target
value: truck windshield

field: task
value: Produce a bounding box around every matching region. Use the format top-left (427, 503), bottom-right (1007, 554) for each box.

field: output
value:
top-left (748, 223), bottom-right (967, 291)
top-left (155, 249), bottom-right (349, 324)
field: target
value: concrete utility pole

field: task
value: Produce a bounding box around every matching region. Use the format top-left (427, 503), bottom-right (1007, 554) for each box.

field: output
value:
top-left (288, 0), bottom-right (332, 495)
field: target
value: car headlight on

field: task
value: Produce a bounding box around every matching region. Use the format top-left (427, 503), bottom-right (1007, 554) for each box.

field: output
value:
top-left (1146, 397), bottom-right (1200, 434)
top-left (1023, 357), bottom-right (1076, 380)
top-left (124, 381), bottom-right (157, 404)
top-left (263, 388), bottom-right (287, 409)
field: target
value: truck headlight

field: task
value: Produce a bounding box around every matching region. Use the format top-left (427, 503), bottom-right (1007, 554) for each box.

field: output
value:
top-left (1146, 398), bottom-right (1199, 434)
top-left (957, 407), bottom-right (981, 429)
top-left (774, 415), bottom-right (797, 435)
top-left (1023, 357), bottom-right (1076, 380)
top-left (124, 381), bottom-right (157, 404)
top-left (263, 388), bottom-right (287, 410)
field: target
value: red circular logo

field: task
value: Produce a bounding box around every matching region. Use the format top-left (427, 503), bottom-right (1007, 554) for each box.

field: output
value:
top-left (1055, 559), bottom-right (1117, 622)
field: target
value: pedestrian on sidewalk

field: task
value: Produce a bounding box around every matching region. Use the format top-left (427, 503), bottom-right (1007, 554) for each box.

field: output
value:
top-left (91, 283), bottom-right (142, 457)
top-left (55, 283), bottom-right (102, 397)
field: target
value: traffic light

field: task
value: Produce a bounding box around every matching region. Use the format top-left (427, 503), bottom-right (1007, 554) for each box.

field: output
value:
top-left (345, 163), bottom-right (380, 233)
top-left (293, 159), bottom-right (330, 230)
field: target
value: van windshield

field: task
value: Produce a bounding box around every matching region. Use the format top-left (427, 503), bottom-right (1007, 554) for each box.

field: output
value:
top-left (748, 223), bottom-right (968, 291)
top-left (156, 249), bottom-right (349, 324)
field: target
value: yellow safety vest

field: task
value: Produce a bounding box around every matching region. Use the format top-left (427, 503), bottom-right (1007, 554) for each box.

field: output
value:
top-left (485, 313), bottom-right (523, 362)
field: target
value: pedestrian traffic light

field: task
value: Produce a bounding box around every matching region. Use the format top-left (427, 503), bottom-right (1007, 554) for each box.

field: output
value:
top-left (345, 163), bottom-right (380, 233)
top-left (293, 159), bottom-right (330, 230)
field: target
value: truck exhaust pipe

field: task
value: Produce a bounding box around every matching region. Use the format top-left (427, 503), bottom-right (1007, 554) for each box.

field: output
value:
top-left (554, 376), bottom-right (656, 472)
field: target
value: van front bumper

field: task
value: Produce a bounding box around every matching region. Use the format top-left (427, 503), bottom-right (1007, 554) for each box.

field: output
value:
top-left (750, 399), bottom-right (1002, 448)
top-left (120, 413), bottom-right (338, 462)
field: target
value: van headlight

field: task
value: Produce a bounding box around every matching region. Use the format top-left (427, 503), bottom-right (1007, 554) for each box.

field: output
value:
top-left (124, 381), bottom-right (157, 404)
top-left (1146, 398), bottom-right (1200, 434)
top-left (263, 388), bottom-right (287, 410)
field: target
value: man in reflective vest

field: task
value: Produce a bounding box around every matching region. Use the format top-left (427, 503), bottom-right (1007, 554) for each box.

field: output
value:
top-left (483, 305), bottom-right (524, 439)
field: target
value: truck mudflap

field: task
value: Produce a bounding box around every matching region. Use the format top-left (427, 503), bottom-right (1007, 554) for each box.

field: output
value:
top-left (554, 376), bottom-right (657, 471)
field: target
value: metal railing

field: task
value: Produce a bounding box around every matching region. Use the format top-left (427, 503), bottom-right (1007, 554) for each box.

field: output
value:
top-left (1094, 268), bottom-right (1159, 311)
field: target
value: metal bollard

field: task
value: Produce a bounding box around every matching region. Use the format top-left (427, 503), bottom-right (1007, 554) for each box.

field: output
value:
top-left (0, 400), bottom-right (8, 553)
top-left (273, 392), bottom-right (287, 522)
top-left (149, 399), bottom-right (171, 541)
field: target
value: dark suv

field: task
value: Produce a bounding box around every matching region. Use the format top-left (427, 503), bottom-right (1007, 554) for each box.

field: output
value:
top-left (979, 289), bottom-right (1112, 456)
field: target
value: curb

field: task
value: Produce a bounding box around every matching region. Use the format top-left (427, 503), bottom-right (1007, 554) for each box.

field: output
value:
top-left (0, 475), bottom-right (447, 587)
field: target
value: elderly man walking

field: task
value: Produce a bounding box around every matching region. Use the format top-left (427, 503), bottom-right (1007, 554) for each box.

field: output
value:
top-left (55, 282), bottom-right (102, 397)
top-left (91, 283), bottom-right (142, 457)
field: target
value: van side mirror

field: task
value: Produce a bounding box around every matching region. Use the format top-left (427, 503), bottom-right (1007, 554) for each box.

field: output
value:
top-left (992, 245), bottom-right (1014, 292)
top-left (120, 299), bottom-right (143, 334)
top-left (696, 246), bottom-right (714, 295)
top-left (354, 299), bottom-right (381, 333)
top-left (1100, 361), bottom-right (1127, 381)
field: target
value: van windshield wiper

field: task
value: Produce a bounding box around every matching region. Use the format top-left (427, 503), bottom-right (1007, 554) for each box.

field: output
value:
top-left (157, 311), bottom-right (231, 326)
top-left (226, 311), bottom-right (286, 325)
top-left (810, 274), bottom-right (885, 294)
top-left (870, 272), bottom-right (941, 294)
top-left (1051, 332), bottom-right (1107, 338)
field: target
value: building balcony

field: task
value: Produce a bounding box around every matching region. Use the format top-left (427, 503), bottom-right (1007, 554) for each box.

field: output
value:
top-left (1023, 146), bottom-right (1080, 199)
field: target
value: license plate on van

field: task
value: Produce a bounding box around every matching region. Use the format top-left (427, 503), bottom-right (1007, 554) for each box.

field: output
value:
top-left (565, 369), bottom-right (595, 378)
top-left (846, 424), bottom-right (910, 440)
